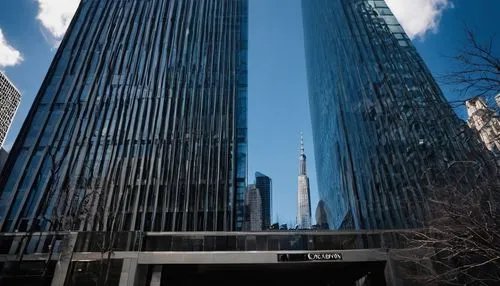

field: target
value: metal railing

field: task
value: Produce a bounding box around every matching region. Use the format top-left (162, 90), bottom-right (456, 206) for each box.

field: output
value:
top-left (0, 229), bottom-right (415, 255)
top-left (0, 232), bottom-right (68, 255)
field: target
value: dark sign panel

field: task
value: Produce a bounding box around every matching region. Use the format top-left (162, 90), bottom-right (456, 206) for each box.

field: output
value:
top-left (277, 253), bottom-right (343, 262)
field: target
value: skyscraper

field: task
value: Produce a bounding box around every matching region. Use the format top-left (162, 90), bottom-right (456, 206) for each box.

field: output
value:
top-left (315, 200), bottom-right (329, 230)
top-left (0, 71), bottom-right (21, 148)
top-left (243, 184), bottom-right (262, 231)
top-left (0, 0), bottom-right (248, 232)
top-left (302, 0), bottom-right (493, 230)
top-left (466, 97), bottom-right (500, 154)
top-left (255, 171), bottom-right (272, 229)
top-left (297, 134), bottom-right (311, 229)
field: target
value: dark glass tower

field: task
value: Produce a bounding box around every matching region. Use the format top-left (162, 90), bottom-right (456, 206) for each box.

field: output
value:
top-left (0, 0), bottom-right (248, 232)
top-left (302, 0), bottom-right (492, 230)
top-left (255, 171), bottom-right (271, 229)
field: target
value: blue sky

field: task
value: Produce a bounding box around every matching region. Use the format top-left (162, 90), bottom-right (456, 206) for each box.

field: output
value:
top-left (0, 0), bottom-right (499, 225)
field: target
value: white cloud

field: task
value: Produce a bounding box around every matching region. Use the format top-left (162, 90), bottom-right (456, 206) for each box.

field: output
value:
top-left (0, 29), bottom-right (23, 68)
top-left (385, 0), bottom-right (453, 39)
top-left (36, 0), bottom-right (80, 46)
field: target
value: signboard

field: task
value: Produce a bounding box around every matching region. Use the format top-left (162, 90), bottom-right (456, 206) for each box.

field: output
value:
top-left (277, 252), bottom-right (343, 262)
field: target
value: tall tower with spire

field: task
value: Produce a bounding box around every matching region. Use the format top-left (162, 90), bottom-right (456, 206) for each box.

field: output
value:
top-left (297, 133), bottom-right (312, 229)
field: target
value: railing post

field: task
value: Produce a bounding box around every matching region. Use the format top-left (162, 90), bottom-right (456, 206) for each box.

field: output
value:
top-left (119, 258), bottom-right (139, 286)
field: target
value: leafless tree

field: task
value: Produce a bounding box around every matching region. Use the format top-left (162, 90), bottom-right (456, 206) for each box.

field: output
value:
top-left (442, 28), bottom-right (500, 109)
top-left (10, 146), bottom-right (85, 283)
top-left (400, 161), bottom-right (500, 285)
top-left (12, 142), bottom-right (115, 285)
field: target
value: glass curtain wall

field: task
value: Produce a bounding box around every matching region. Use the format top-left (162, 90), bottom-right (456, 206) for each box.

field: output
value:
top-left (0, 0), bottom-right (248, 232)
top-left (302, 0), bottom-right (493, 230)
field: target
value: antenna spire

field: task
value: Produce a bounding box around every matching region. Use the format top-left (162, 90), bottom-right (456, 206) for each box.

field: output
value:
top-left (300, 132), bottom-right (305, 155)
top-left (299, 133), bottom-right (307, 175)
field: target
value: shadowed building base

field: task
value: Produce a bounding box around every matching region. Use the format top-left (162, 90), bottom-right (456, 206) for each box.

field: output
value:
top-left (161, 263), bottom-right (386, 286)
top-left (0, 231), bottom-right (436, 285)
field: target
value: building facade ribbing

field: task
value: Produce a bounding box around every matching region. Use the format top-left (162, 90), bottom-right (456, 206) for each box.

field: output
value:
top-left (0, 148), bottom-right (7, 174)
top-left (0, 0), bottom-right (248, 232)
top-left (302, 0), bottom-right (493, 230)
top-left (0, 72), bottom-right (21, 148)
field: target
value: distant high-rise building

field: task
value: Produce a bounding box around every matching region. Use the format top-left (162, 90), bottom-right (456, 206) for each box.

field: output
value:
top-left (255, 171), bottom-right (272, 229)
top-left (0, 0), bottom-right (248, 232)
top-left (243, 184), bottom-right (262, 231)
top-left (0, 72), bottom-right (21, 148)
top-left (315, 200), bottom-right (329, 229)
top-left (466, 97), bottom-right (500, 154)
top-left (315, 200), bottom-right (329, 230)
top-left (302, 0), bottom-right (494, 230)
top-left (297, 135), bottom-right (312, 229)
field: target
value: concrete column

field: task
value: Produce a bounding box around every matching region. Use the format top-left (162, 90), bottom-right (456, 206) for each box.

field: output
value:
top-left (119, 258), bottom-right (139, 286)
top-left (385, 248), bottom-right (438, 286)
top-left (150, 265), bottom-right (163, 286)
top-left (51, 232), bottom-right (78, 286)
top-left (9, 235), bottom-right (24, 254)
top-left (385, 255), bottom-right (402, 286)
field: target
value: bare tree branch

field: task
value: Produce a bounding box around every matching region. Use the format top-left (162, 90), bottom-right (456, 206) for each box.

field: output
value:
top-left (401, 165), bottom-right (500, 285)
top-left (441, 28), bottom-right (500, 107)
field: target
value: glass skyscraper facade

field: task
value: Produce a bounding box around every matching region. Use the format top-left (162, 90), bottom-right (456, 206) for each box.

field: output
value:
top-left (255, 171), bottom-right (271, 230)
top-left (0, 0), bottom-right (248, 232)
top-left (302, 0), bottom-right (493, 230)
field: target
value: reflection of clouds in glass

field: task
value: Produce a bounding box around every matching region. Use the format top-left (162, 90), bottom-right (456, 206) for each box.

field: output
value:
top-left (385, 0), bottom-right (453, 39)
